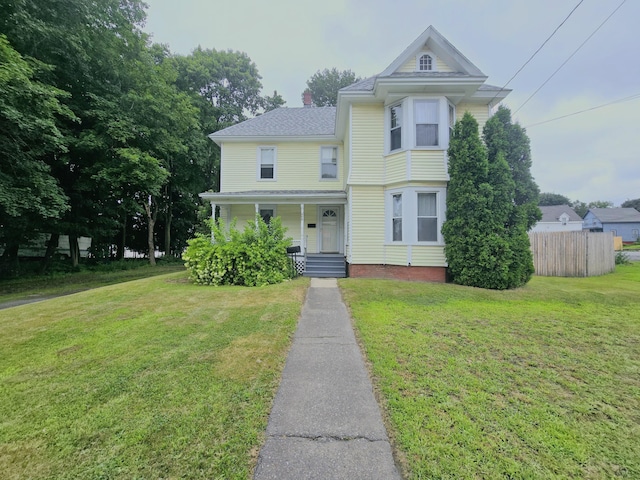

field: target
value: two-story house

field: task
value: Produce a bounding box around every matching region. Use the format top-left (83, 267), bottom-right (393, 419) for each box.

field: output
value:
top-left (201, 26), bottom-right (509, 280)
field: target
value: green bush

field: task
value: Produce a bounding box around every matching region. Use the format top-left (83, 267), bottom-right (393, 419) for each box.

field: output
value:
top-left (182, 215), bottom-right (294, 286)
top-left (615, 251), bottom-right (631, 265)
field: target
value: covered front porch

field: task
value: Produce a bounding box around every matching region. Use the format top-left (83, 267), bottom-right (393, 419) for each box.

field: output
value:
top-left (199, 190), bottom-right (348, 275)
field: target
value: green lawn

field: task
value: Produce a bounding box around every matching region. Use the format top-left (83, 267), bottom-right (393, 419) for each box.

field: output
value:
top-left (0, 262), bottom-right (184, 304)
top-left (340, 265), bottom-right (640, 479)
top-left (0, 272), bottom-right (308, 479)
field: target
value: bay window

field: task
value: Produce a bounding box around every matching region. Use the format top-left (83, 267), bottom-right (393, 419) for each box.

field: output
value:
top-left (389, 104), bottom-right (402, 151)
top-left (387, 188), bottom-right (445, 244)
top-left (392, 194), bottom-right (403, 241)
top-left (415, 100), bottom-right (439, 147)
top-left (417, 193), bottom-right (438, 241)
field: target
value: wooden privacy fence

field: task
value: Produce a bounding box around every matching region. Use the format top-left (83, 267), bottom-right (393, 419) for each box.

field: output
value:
top-left (528, 231), bottom-right (615, 277)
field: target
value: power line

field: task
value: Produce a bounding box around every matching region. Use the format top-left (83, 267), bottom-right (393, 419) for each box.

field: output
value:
top-left (490, 0), bottom-right (584, 103)
top-left (525, 92), bottom-right (640, 128)
top-left (514, 0), bottom-right (627, 114)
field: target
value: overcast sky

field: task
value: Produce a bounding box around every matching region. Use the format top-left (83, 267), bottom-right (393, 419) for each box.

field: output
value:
top-left (143, 0), bottom-right (639, 206)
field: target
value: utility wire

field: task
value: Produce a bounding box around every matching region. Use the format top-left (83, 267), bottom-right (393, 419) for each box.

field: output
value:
top-left (514, 0), bottom-right (627, 114)
top-left (490, 0), bottom-right (584, 103)
top-left (525, 92), bottom-right (640, 128)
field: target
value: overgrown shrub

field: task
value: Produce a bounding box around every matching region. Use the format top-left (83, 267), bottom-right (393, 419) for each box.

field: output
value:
top-left (615, 251), bottom-right (631, 265)
top-left (182, 215), bottom-right (294, 286)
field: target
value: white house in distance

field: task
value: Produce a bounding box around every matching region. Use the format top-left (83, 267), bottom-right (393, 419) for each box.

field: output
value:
top-left (200, 26), bottom-right (510, 280)
top-left (530, 205), bottom-right (583, 233)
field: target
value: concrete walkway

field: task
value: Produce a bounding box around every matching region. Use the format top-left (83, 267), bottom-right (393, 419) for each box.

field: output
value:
top-left (253, 278), bottom-right (401, 480)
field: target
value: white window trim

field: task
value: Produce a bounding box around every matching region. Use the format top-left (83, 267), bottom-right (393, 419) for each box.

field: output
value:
top-left (257, 146), bottom-right (277, 181)
top-left (385, 187), bottom-right (446, 245)
top-left (319, 145), bottom-right (339, 182)
top-left (415, 51), bottom-right (438, 72)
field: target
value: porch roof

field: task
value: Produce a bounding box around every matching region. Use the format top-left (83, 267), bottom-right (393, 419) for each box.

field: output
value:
top-left (199, 190), bottom-right (347, 205)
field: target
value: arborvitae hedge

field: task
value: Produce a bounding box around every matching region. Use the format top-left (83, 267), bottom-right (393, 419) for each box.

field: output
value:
top-left (443, 110), bottom-right (538, 290)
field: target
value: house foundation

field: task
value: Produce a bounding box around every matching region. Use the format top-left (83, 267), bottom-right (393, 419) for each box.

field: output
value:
top-left (347, 264), bottom-right (446, 282)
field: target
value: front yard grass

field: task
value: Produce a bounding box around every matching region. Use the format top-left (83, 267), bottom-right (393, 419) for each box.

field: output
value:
top-left (340, 264), bottom-right (640, 479)
top-left (0, 272), bottom-right (308, 479)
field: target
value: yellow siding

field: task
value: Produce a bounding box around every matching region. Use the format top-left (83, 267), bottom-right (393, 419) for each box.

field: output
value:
top-left (457, 103), bottom-right (490, 130)
top-left (385, 151), bottom-right (406, 185)
top-left (411, 151), bottom-right (448, 181)
top-left (220, 142), bottom-right (345, 192)
top-left (350, 186), bottom-right (385, 264)
top-left (350, 104), bottom-right (384, 185)
top-left (385, 245), bottom-right (408, 265)
top-left (397, 53), bottom-right (454, 73)
top-left (411, 246), bottom-right (447, 267)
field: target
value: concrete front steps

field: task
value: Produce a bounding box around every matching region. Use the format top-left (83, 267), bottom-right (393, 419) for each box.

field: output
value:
top-left (303, 254), bottom-right (347, 278)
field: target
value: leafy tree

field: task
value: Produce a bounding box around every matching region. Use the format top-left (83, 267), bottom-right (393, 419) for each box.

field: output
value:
top-left (621, 198), bottom-right (640, 211)
top-left (0, 35), bottom-right (73, 272)
top-left (305, 68), bottom-right (360, 107)
top-left (539, 192), bottom-right (572, 206)
top-left (572, 200), bottom-right (613, 218)
top-left (262, 90), bottom-right (286, 112)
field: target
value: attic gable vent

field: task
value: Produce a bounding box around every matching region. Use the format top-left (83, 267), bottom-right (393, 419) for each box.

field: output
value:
top-left (418, 54), bottom-right (433, 71)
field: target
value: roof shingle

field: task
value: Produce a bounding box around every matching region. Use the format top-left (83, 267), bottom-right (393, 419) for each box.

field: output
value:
top-left (210, 107), bottom-right (336, 138)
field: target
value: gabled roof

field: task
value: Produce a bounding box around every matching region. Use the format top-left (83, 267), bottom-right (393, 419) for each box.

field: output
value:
top-left (587, 208), bottom-right (640, 223)
top-left (209, 107), bottom-right (336, 141)
top-left (380, 25), bottom-right (484, 77)
top-left (539, 205), bottom-right (582, 222)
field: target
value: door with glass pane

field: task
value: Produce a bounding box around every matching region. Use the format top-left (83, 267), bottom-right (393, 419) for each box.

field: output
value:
top-left (320, 207), bottom-right (340, 253)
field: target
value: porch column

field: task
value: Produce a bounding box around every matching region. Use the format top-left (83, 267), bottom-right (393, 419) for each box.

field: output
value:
top-left (300, 204), bottom-right (305, 253)
top-left (210, 202), bottom-right (216, 242)
top-left (255, 203), bottom-right (259, 227)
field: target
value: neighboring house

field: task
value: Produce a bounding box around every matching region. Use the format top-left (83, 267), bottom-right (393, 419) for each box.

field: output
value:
top-left (530, 205), bottom-right (583, 233)
top-left (200, 26), bottom-right (510, 280)
top-left (583, 208), bottom-right (640, 242)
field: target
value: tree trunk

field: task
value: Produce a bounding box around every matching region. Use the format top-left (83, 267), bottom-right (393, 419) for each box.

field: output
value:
top-left (164, 209), bottom-right (172, 257)
top-left (144, 197), bottom-right (158, 266)
top-left (69, 234), bottom-right (79, 267)
top-left (117, 214), bottom-right (126, 260)
top-left (1, 242), bottom-right (20, 277)
top-left (39, 233), bottom-right (59, 274)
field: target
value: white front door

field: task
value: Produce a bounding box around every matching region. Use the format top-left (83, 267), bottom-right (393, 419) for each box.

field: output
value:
top-left (320, 207), bottom-right (340, 253)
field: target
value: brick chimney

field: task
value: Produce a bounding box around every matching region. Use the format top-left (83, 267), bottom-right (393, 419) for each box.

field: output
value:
top-left (302, 90), bottom-right (313, 107)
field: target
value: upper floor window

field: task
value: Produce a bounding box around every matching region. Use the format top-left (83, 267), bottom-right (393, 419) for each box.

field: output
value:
top-left (320, 146), bottom-right (338, 179)
top-left (415, 100), bottom-right (439, 147)
top-left (418, 54), bottom-right (433, 71)
top-left (258, 147), bottom-right (275, 180)
top-left (389, 104), bottom-right (402, 151)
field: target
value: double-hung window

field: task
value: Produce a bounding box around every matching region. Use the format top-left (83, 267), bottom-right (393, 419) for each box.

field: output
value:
top-left (417, 193), bottom-right (438, 242)
top-left (320, 146), bottom-right (338, 179)
top-left (392, 194), bottom-right (403, 241)
top-left (259, 147), bottom-right (275, 180)
top-left (415, 100), bottom-right (439, 147)
top-left (389, 104), bottom-right (402, 151)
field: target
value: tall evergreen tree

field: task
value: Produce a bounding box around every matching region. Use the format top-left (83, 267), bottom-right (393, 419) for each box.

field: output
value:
top-left (483, 106), bottom-right (538, 288)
